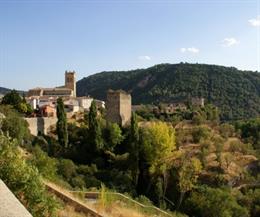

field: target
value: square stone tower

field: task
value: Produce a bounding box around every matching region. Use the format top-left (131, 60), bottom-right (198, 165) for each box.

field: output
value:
top-left (65, 71), bottom-right (76, 97)
top-left (106, 89), bottom-right (131, 126)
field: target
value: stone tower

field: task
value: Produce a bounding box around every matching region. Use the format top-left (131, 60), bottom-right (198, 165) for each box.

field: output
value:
top-left (65, 71), bottom-right (76, 97)
top-left (106, 89), bottom-right (131, 126)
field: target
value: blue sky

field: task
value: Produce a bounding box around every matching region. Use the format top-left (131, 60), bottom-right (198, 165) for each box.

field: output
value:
top-left (0, 0), bottom-right (260, 90)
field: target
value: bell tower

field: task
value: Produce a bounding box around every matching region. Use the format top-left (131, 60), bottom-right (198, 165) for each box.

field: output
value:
top-left (65, 71), bottom-right (76, 97)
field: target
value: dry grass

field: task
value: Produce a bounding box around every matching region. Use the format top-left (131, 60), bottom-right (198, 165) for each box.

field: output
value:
top-left (57, 205), bottom-right (91, 217)
top-left (93, 201), bottom-right (151, 217)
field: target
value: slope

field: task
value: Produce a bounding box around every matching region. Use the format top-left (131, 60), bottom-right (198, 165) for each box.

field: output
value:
top-left (77, 63), bottom-right (260, 120)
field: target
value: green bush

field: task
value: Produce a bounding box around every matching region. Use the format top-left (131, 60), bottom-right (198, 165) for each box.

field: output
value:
top-left (71, 175), bottom-right (86, 189)
top-left (0, 135), bottom-right (59, 217)
top-left (192, 126), bottom-right (210, 143)
top-left (0, 105), bottom-right (31, 143)
top-left (219, 123), bottom-right (235, 138)
top-left (58, 159), bottom-right (77, 180)
top-left (185, 186), bottom-right (249, 217)
top-left (30, 146), bottom-right (58, 180)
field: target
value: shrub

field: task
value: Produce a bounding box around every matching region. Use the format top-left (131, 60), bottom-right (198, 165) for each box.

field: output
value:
top-left (219, 123), bottom-right (235, 138)
top-left (58, 159), bottom-right (77, 180)
top-left (192, 126), bottom-right (210, 143)
top-left (0, 135), bottom-right (59, 216)
top-left (30, 146), bottom-right (58, 180)
top-left (185, 186), bottom-right (249, 217)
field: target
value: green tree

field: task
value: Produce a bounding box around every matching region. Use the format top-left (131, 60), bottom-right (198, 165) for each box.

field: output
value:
top-left (88, 100), bottom-right (103, 151)
top-left (0, 105), bottom-right (30, 143)
top-left (30, 146), bottom-right (58, 180)
top-left (0, 135), bottom-right (59, 216)
top-left (1, 90), bottom-right (22, 107)
top-left (56, 97), bottom-right (68, 148)
top-left (141, 122), bottom-right (176, 205)
top-left (129, 112), bottom-right (140, 186)
top-left (104, 122), bottom-right (124, 151)
top-left (192, 126), bottom-right (210, 143)
top-left (178, 157), bottom-right (202, 209)
top-left (219, 123), bottom-right (235, 138)
top-left (185, 186), bottom-right (249, 217)
top-left (213, 135), bottom-right (225, 168)
top-left (143, 122), bottom-right (176, 176)
top-left (58, 159), bottom-right (77, 180)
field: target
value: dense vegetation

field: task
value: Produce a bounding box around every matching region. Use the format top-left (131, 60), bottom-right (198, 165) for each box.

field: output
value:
top-left (0, 91), bottom-right (259, 217)
top-left (25, 101), bottom-right (260, 216)
top-left (0, 87), bottom-right (25, 96)
top-left (1, 90), bottom-right (32, 115)
top-left (0, 106), bottom-right (59, 217)
top-left (77, 63), bottom-right (260, 121)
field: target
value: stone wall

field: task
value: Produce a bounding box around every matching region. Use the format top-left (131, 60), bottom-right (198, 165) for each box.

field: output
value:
top-left (24, 117), bottom-right (57, 136)
top-left (119, 92), bottom-right (131, 126)
top-left (106, 90), bottom-right (131, 126)
top-left (0, 179), bottom-right (32, 217)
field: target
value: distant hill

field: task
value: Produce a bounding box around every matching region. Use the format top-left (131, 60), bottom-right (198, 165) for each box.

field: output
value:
top-left (0, 87), bottom-right (11, 95)
top-left (77, 63), bottom-right (260, 120)
top-left (0, 87), bottom-right (26, 96)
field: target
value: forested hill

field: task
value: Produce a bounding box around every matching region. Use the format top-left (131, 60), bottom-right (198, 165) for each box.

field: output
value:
top-left (77, 63), bottom-right (260, 120)
top-left (0, 87), bottom-right (25, 96)
top-left (0, 87), bottom-right (11, 95)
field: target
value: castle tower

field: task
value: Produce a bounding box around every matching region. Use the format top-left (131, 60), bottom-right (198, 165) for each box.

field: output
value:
top-left (65, 71), bottom-right (76, 97)
top-left (106, 89), bottom-right (131, 126)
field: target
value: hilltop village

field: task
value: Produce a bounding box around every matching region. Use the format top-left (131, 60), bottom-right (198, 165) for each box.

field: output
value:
top-left (24, 71), bottom-right (205, 136)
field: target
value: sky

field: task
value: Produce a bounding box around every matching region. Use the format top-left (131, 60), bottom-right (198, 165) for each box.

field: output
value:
top-left (0, 0), bottom-right (260, 90)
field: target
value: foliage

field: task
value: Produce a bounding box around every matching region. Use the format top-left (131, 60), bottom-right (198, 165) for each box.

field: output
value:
top-left (142, 122), bottom-right (176, 175)
top-left (192, 126), bottom-right (210, 143)
top-left (56, 97), bottom-right (68, 148)
top-left (185, 186), bottom-right (249, 217)
top-left (88, 100), bottom-right (103, 151)
top-left (104, 122), bottom-right (124, 151)
top-left (0, 135), bottom-right (59, 217)
top-left (179, 157), bottom-right (202, 194)
top-left (0, 105), bottom-right (30, 143)
top-left (237, 189), bottom-right (260, 217)
top-left (177, 157), bottom-right (202, 209)
top-left (219, 123), bottom-right (235, 138)
top-left (128, 112), bottom-right (140, 186)
top-left (235, 118), bottom-right (260, 150)
top-left (29, 145), bottom-right (58, 180)
top-left (77, 63), bottom-right (260, 121)
top-left (58, 159), bottom-right (77, 180)
top-left (1, 90), bottom-right (32, 115)
top-left (1, 90), bottom-right (22, 107)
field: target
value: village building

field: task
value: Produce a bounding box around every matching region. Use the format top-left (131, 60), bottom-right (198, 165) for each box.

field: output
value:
top-left (77, 97), bottom-right (94, 111)
top-left (64, 98), bottom-right (80, 113)
top-left (106, 89), bottom-right (131, 126)
top-left (40, 104), bottom-right (56, 117)
top-left (95, 99), bottom-right (105, 109)
top-left (27, 71), bottom-right (76, 98)
top-left (191, 97), bottom-right (205, 107)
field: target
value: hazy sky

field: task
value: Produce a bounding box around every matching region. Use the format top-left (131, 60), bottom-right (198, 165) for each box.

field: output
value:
top-left (0, 0), bottom-right (260, 90)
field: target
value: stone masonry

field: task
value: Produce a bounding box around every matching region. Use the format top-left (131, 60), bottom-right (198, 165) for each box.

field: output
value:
top-left (0, 179), bottom-right (32, 217)
top-left (24, 117), bottom-right (57, 136)
top-left (106, 89), bottom-right (131, 126)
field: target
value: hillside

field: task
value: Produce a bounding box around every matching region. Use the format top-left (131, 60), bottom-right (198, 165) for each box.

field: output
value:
top-left (77, 63), bottom-right (260, 120)
top-left (0, 87), bottom-right (25, 96)
top-left (0, 87), bottom-right (11, 95)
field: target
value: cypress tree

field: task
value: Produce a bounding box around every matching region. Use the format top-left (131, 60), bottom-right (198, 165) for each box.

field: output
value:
top-left (129, 112), bottom-right (140, 186)
top-left (88, 100), bottom-right (103, 151)
top-left (56, 97), bottom-right (68, 148)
